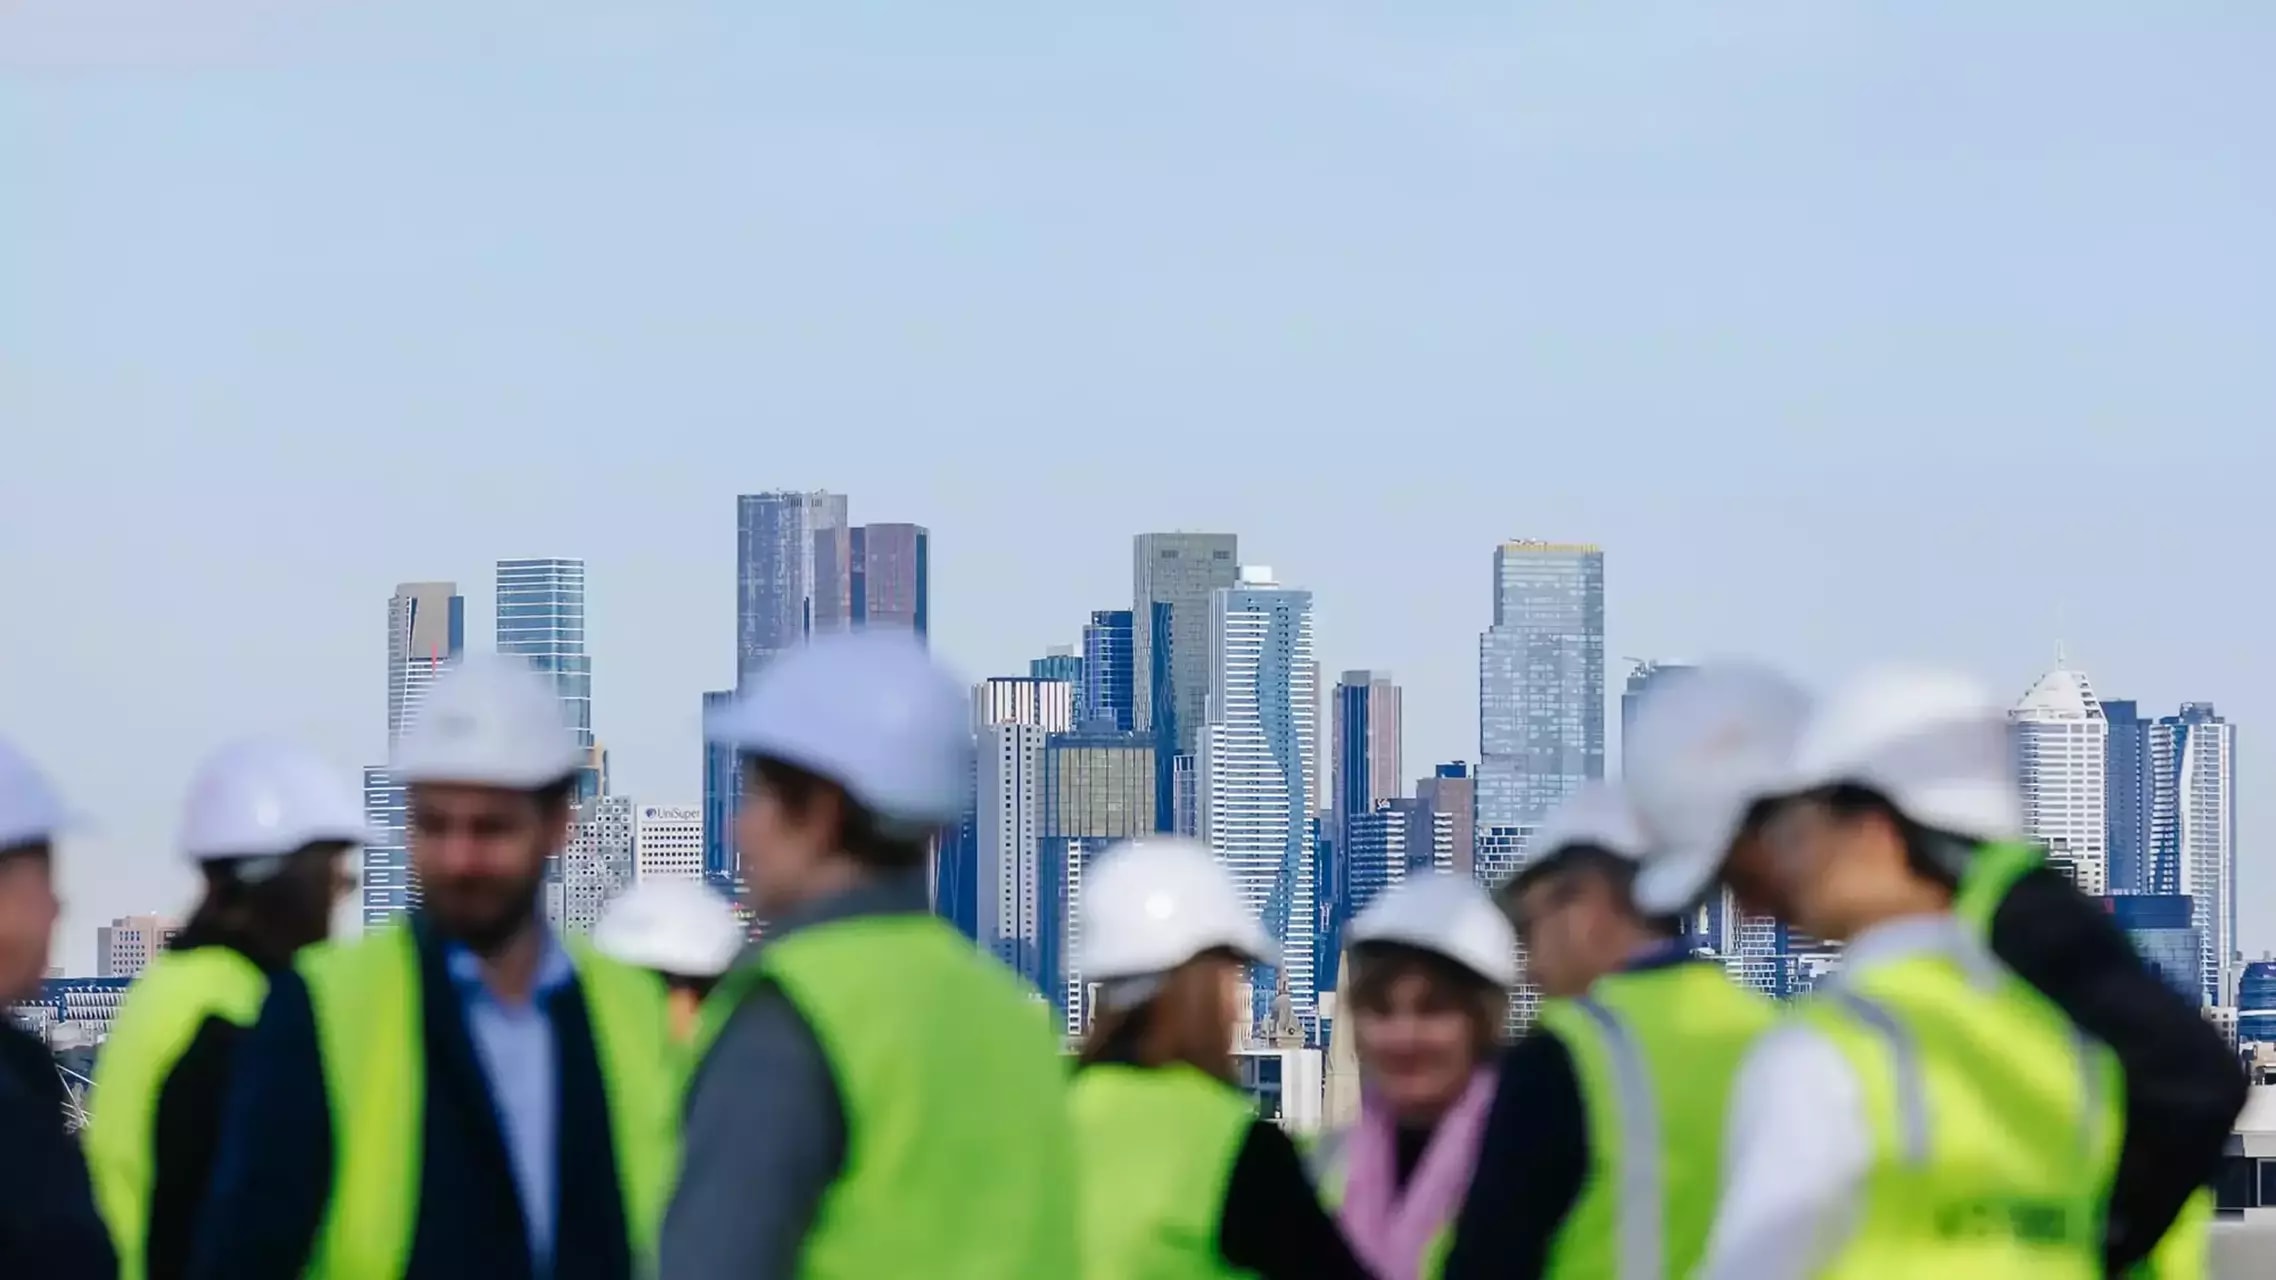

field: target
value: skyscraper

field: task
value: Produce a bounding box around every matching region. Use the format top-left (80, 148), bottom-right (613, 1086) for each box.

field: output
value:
top-left (1413, 762), bottom-right (1477, 878)
top-left (2146, 703), bottom-right (2235, 1005)
top-left (2102, 894), bottom-right (2205, 1005)
top-left (2011, 664), bottom-right (2109, 897)
top-left (700, 689), bottom-right (739, 895)
top-left (2104, 699), bottom-right (2151, 896)
top-left (977, 722), bottom-right (1049, 992)
top-left (365, 581), bottom-right (465, 928)
top-left (1043, 731), bottom-right (1157, 1034)
top-left (1198, 566), bottom-right (1317, 1034)
top-left (1030, 648), bottom-right (1085, 717)
top-left (1081, 610), bottom-right (1138, 732)
top-left (1477, 541), bottom-right (1606, 829)
top-left (1134, 533), bottom-right (1239, 829)
top-left (736, 490), bottom-right (849, 680)
top-left (1332, 671), bottom-right (1404, 845)
top-left (497, 558), bottom-right (596, 797)
top-left (850, 522), bottom-right (929, 637)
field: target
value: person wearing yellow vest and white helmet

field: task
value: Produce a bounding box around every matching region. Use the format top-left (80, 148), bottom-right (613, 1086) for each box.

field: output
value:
top-left (665, 630), bottom-right (1077, 1280)
top-left (592, 879), bottom-right (744, 1045)
top-left (1445, 780), bottom-right (1774, 1280)
top-left (1649, 666), bottom-right (2121, 1279)
top-left (1626, 661), bottom-right (2241, 1280)
top-left (188, 656), bottom-right (677, 1280)
top-left (1313, 873), bottom-right (1516, 1280)
top-left (1071, 836), bottom-right (1370, 1280)
top-left (89, 739), bottom-right (364, 1280)
top-left (0, 738), bottom-right (114, 1278)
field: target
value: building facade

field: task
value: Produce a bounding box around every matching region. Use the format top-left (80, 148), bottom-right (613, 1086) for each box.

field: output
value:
top-left (633, 804), bottom-right (704, 883)
top-left (2239, 960), bottom-right (2276, 1046)
top-left (2012, 665), bottom-right (2110, 898)
top-left (975, 676), bottom-right (1076, 733)
top-left (1134, 534), bottom-right (1239, 830)
top-left (1332, 671), bottom-right (1404, 847)
top-left (2147, 703), bottom-right (2236, 1006)
top-left (736, 490), bottom-right (849, 680)
top-left (2104, 699), bottom-right (2152, 896)
top-left (96, 915), bottom-right (178, 979)
top-left (1413, 762), bottom-right (1477, 879)
top-left (1198, 566), bottom-right (1318, 1035)
top-left (1043, 732), bottom-right (1157, 1034)
top-left (365, 580), bottom-right (465, 928)
top-left (977, 722), bottom-right (1050, 994)
top-left (2103, 894), bottom-right (2206, 1005)
top-left (553, 795), bottom-right (635, 936)
top-left (850, 522), bottom-right (929, 637)
top-left (1477, 541), bottom-right (1605, 829)
top-left (1082, 610), bottom-right (1137, 733)
top-left (497, 558), bottom-right (597, 799)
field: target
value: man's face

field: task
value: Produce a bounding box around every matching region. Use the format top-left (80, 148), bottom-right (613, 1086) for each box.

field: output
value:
top-left (409, 785), bottom-right (562, 953)
top-left (1511, 870), bottom-right (1608, 999)
top-left (0, 846), bottom-right (59, 1001)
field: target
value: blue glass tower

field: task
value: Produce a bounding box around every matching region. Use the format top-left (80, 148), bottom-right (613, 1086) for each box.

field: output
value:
top-left (2239, 960), bottom-right (2276, 1046)
top-left (496, 558), bottom-right (596, 799)
top-left (2104, 699), bottom-right (2150, 896)
top-left (2104, 894), bottom-right (2204, 1005)
top-left (1082, 610), bottom-right (1137, 733)
top-left (701, 688), bottom-right (740, 895)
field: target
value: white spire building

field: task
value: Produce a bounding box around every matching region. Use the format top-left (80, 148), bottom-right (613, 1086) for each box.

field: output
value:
top-left (2010, 663), bottom-right (2110, 897)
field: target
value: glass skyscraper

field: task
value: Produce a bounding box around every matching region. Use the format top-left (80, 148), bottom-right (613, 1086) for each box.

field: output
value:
top-left (1134, 534), bottom-right (1239, 831)
top-left (736, 490), bottom-right (849, 680)
top-left (850, 522), bottom-right (929, 638)
top-left (2104, 699), bottom-right (2151, 895)
top-left (497, 558), bottom-right (596, 800)
top-left (2146, 703), bottom-right (2235, 1006)
top-left (364, 581), bottom-right (464, 928)
top-left (1198, 566), bottom-right (1318, 1036)
top-left (2103, 894), bottom-right (2205, 1005)
top-left (1081, 609), bottom-right (1137, 733)
top-left (1477, 541), bottom-right (1605, 829)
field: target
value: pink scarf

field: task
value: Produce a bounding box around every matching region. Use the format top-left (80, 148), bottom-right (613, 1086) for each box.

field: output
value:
top-left (1335, 1068), bottom-right (1498, 1280)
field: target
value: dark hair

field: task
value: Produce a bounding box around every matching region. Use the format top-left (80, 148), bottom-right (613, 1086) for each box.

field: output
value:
top-left (1504, 844), bottom-right (1683, 937)
top-left (1345, 941), bottom-right (1506, 1054)
top-left (746, 757), bottom-right (932, 870)
top-left (1078, 955), bottom-right (1238, 1081)
top-left (1813, 784), bottom-right (1969, 888)
top-left (0, 840), bottom-right (50, 865)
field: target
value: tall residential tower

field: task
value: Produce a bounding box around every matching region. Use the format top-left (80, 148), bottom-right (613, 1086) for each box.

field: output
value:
top-left (364, 581), bottom-right (465, 928)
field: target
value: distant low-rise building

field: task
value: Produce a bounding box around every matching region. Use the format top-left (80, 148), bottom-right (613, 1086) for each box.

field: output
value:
top-left (97, 915), bottom-right (178, 980)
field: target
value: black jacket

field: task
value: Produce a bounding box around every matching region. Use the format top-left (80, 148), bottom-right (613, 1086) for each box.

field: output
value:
top-left (1988, 866), bottom-right (2248, 1274)
top-left (187, 920), bottom-right (638, 1280)
top-left (0, 1018), bottom-right (116, 1277)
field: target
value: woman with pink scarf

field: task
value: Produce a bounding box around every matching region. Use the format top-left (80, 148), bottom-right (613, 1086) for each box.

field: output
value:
top-left (1313, 874), bottom-right (1517, 1280)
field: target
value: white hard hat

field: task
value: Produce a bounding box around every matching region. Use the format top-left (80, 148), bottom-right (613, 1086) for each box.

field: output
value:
top-left (704, 631), bottom-right (972, 827)
top-left (1347, 873), bottom-right (1518, 988)
top-left (1079, 838), bottom-right (1275, 983)
top-left (593, 880), bottom-right (746, 979)
top-left (393, 655), bottom-right (585, 790)
top-left (1626, 660), bottom-right (1814, 916)
top-left (1781, 665), bottom-right (2024, 843)
top-left (0, 739), bottom-right (69, 852)
top-left (1524, 781), bottom-right (1649, 868)
top-left (180, 739), bottom-right (370, 863)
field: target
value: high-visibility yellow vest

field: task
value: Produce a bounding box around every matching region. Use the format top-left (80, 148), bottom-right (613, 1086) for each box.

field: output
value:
top-left (1798, 938), bottom-right (2123, 1279)
top-left (701, 912), bottom-right (1079, 1279)
top-left (1536, 961), bottom-right (1774, 1280)
top-left (1955, 841), bottom-right (2213, 1280)
top-left (1075, 1063), bottom-right (1260, 1280)
top-left (299, 926), bottom-right (678, 1279)
top-left (86, 946), bottom-right (270, 1280)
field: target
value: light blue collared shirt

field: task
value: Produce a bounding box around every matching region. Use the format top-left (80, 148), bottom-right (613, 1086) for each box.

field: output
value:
top-left (447, 931), bottom-right (577, 1275)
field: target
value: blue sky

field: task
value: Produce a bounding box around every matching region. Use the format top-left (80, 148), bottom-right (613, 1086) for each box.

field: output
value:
top-left (4, 2), bottom-right (2271, 970)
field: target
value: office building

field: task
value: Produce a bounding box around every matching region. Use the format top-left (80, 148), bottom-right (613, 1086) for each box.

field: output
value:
top-left (1414, 762), bottom-right (1477, 878)
top-left (1343, 800), bottom-right (1453, 921)
top-left (1043, 732), bottom-right (1157, 1033)
top-left (700, 689), bottom-right (741, 895)
top-left (1134, 533), bottom-right (1240, 827)
top-left (2239, 960), bottom-right (2276, 1046)
top-left (2105, 699), bottom-right (2152, 896)
top-left (1332, 671), bottom-right (1404, 848)
top-left (1477, 541), bottom-right (1605, 828)
top-left (1197, 566), bottom-right (1318, 1034)
top-left (850, 522), bottom-right (929, 637)
top-left (2104, 894), bottom-right (2206, 1005)
top-left (633, 804), bottom-right (704, 883)
top-left (497, 558), bottom-right (597, 801)
top-left (2012, 664), bottom-right (2110, 898)
top-left (365, 580), bottom-right (465, 928)
top-left (1031, 648), bottom-right (1084, 724)
top-left (1082, 610), bottom-right (1138, 733)
top-left (2147, 703), bottom-right (2236, 1006)
top-left (975, 676), bottom-right (1076, 732)
top-left (977, 722), bottom-right (1050, 993)
top-left (736, 490), bottom-right (849, 680)
top-left (96, 915), bottom-right (178, 979)
top-left (551, 795), bottom-right (635, 936)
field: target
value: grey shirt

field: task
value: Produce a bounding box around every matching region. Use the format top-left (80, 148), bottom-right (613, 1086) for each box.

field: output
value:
top-left (657, 872), bottom-right (931, 1280)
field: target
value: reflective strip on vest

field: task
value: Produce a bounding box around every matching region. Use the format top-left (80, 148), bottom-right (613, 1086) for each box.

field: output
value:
top-left (1827, 991), bottom-right (1932, 1165)
top-left (86, 947), bottom-right (271, 1280)
top-left (1572, 997), bottom-right (1665, 1280)
top-left (301, 927), bottom-right (676, 1280)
